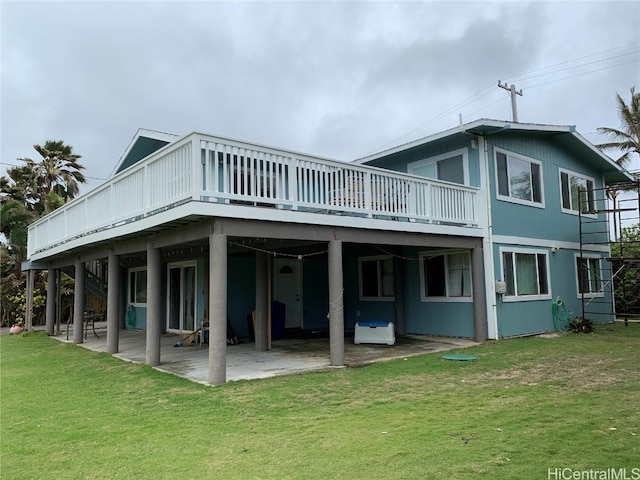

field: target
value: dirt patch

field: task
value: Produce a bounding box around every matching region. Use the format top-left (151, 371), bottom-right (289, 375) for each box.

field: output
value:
top-left (465, 355), bottom-right (630, 391)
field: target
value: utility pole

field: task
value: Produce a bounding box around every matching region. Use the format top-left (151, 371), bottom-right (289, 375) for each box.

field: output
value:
top-left (498, 81), bottom-right (523, 122)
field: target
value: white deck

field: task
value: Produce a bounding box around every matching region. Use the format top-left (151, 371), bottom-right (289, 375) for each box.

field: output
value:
top-left (27, 132), bottom-right (483, 260)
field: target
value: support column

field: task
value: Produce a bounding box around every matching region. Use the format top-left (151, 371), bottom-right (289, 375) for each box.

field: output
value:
top-left (45, 267), bottom-right (56, 336)
top-left (25, 269), bottom-right (35, 331)
top-left (393, 256), bottom-right (406, 336)
top-left (254, 252), bottom-right (268, 352)
top-left (107, 250), bottom-right (120, 354)
top-left (208, 232), bottom-right (227, 385)
top-left (146, 244), bottom-right (162, 366)
top-left (328, 239), bottom-right (344, 366)
top-left (73, 259), bottom-right (85, 344)
top-left (471, 245), bottom-right (487, 343)
top-left (56, 269), bottom-right (62, 335)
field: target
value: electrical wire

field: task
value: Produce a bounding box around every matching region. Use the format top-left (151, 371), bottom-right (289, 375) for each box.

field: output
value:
top-left (359, 42), bottom-right (640, 158)
top-left (228, 240), bottom-right (327, 259)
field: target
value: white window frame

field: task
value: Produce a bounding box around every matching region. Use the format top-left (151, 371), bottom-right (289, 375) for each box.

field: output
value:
top-left (128, 267), bottom-right (148, 306)
top-left (358, 255), bottom-right (394, 301)
top-left (574, 253), bottom-right (604, 298)
top-left (494, 148), bottom-right (545, 208)
top-left (419, 250), bottom-right (473, 302)
top-left (408, 148), bottom-right (470, 186)
top-left (559, 168), bottom-right (596, 217)
top-left (500, 247), bottom-right (551, 302)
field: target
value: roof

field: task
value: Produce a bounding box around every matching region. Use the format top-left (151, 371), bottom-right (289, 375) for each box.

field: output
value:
top-left (354, 118), bottom-right (634, 184)
top-left (110, 128), bottom-right (181, 177)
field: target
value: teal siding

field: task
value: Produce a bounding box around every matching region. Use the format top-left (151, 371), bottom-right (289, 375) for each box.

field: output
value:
top-left (227, 256), bottom-right (255, 338)
top-left (487, 134), bottom-right (608, 244)
top-left (129, 305), bottom-right (147, 329)
top-left (343, 245), bottom-right (476, 338)
top-left (403, 249), bottom-right (475, 337)
top-left (302, 258), bottom-right (329, 330)
top-left (196, 257), bottom-right (205, 328)
top-left (364, 137), bottom-right (482, 188)
top-left (343, 245), bottom-right (395, 330)
top-left (493, 242), bottom-right (614, 337)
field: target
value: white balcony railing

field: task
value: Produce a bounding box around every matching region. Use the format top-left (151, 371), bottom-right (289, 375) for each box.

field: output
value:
top-left (27, 133), bottom-right (480, 257)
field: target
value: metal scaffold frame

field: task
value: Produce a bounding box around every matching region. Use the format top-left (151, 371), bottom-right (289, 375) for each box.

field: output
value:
top-left (579, 179), bottom-right (640, 324)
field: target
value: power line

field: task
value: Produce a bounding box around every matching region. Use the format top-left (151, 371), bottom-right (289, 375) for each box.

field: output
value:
top-left (502, 42), bottom-right (639, 83)
top-left (359, 43), bottom-right (639, 158)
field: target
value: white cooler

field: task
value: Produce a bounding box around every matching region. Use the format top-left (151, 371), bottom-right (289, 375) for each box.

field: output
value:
top-left (354, 321), bottom-right (395, 345)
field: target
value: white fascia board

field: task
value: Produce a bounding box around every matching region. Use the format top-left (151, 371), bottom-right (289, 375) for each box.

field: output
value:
top-left (28, 201), bottom-right (485, 261)
top-left (569, 131), bottom-right (634, 182)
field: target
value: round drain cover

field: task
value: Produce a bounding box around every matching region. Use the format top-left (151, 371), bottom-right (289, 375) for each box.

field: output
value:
top-left (441, 354), bottom-right (477, 361)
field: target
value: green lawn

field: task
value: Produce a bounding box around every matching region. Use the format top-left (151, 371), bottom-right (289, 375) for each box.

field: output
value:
top-left (1, 324), bottom-right (639, 479)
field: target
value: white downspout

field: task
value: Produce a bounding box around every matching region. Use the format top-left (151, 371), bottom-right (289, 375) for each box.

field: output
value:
top-left (478, 135), bottom-right (499, 339)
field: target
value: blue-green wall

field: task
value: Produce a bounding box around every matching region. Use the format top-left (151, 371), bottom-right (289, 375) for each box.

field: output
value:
top-left (302, 257), bottom-right (329, 330)
top-left (364, 137), bottom-right (482, 188)
top-left (343, 245), bottom-right (476, 338)
top-left (227, 256), bottom-right (255, 338)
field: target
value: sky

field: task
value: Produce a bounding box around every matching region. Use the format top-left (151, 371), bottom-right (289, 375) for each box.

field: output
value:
top-left (1, 0), bottom-right (639, 195)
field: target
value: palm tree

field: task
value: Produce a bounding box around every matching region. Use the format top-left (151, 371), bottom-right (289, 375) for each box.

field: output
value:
top-left (31, 140), bottom-right (86, 211)
top-left (597, 86), bottom-right (640, 169)
top-left (0, 162), bottom-right (39, 211)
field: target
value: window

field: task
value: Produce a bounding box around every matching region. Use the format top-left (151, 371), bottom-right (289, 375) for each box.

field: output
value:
top-left (129, 268), bottom-right (147, 304)
top-left (359, 256), bottom-right (394, 300)
top-left (576, 255), bottom-right (602, 296)
top-left (501, 249), bottom-right (550, 301)
top-left (420, 251), bottom-right (472, 301)
top-left (496, 150), bottom-right (543, 206)
top-left (560, 169), bottom-right (595, 215)
top-left (408, 149), bottom-right (469, 186)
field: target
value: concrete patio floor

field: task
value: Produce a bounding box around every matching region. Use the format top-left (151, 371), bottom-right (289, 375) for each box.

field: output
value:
top-left (49, 323), bottom-right (477, 385)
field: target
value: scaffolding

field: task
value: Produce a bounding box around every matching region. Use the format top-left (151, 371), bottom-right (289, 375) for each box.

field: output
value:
top-left (579, 179), bottom-right (640, 324)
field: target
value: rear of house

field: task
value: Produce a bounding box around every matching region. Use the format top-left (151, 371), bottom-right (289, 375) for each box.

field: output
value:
top-left (22, 119), bottom-right (632, 384)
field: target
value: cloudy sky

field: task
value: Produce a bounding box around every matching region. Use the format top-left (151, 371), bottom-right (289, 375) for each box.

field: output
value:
top-left (2, 0), bottom-right (639, 193)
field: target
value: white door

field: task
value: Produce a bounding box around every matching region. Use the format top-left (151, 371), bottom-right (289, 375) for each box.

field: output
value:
top-left (274, 259), bottom-right (303, 329)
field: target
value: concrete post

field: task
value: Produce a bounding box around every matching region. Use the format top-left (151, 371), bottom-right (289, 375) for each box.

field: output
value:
top-left (56, 269), bottom-right (62, 335)
top-left (73, 259), bottom-right (85, 344)
top-left (328, 239), bottom-right (344, 366)
top-left (107, 250), bottom-right (120, 354)
top-left (393, 255), bottom-right (406, 336)
top-left (471, 245), bottom-right (487, 343)
top-left (146, 244), bottom-right (162, 366)
top-left (24, 269), bottom-right (35, 331)
top-left (254, 251), bottom-right (268, 352)
top-left (208, 232), bottom-right (227, 385)
top-left (45, 267), bottom-right (56, 335)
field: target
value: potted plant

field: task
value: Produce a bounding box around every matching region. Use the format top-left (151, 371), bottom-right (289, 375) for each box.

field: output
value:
top-left (9, 319), bottom-right (24, 334)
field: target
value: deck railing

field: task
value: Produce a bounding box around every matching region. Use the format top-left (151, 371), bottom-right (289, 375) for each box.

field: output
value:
top-left (27, 133), bottom-right (479, 257)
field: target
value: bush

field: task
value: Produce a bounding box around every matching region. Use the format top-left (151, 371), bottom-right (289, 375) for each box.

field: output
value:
top-left (569, 316), bottom-right (595, 333)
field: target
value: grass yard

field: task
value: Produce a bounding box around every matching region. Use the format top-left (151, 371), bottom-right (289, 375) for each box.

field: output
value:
top-left (1, 324), bottom-right (639, 480)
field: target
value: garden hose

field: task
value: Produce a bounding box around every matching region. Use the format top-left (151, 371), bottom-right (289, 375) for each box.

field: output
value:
top-left (551, 296), bottom-right (570, 332)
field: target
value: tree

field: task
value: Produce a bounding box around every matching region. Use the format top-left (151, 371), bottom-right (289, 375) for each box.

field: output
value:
top-left (0, 140), bottom-right (85, 326)
top-left (610, 223), bottom-right (640, 317)
top-left (597, 86), bottom-right (640, 169)
top-left (0, 199), bottom-right (34, 270)
top-left (30, 140), bottom-right (86, 213)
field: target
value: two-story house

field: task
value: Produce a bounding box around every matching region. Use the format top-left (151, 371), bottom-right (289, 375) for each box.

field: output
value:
top-left (23, 119), bottom-right (632, 384)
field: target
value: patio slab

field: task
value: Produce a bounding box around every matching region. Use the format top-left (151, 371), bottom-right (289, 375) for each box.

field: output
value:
top-left (47, 323), bottom-right (477, 385)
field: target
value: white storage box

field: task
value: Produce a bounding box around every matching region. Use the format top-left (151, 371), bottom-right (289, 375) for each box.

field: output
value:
top-left (354, 321), bottom-right (395, 345)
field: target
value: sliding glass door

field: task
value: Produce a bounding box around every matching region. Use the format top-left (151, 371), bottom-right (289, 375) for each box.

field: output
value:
top-left (167, 261), bottom-right (196, 332)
